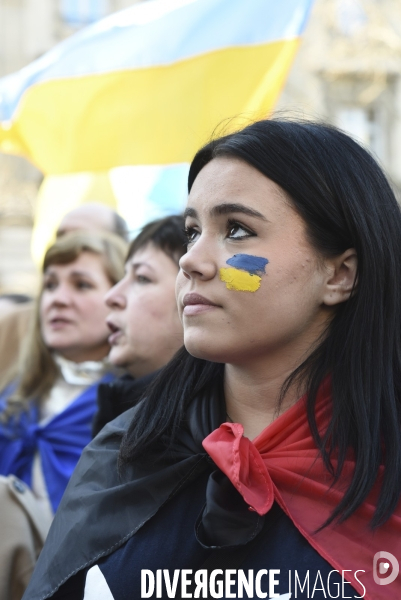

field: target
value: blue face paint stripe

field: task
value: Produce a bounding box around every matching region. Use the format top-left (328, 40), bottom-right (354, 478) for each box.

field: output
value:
top-left (226, 254), bottom-right (269, 275)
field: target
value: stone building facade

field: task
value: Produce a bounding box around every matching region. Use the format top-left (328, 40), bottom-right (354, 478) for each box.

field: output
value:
top-left (276, 0), bottom-right (401, 198)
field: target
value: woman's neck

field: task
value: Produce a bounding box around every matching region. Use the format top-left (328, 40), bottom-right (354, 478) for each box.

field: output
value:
top-left (224, 353), bottom-right (307, 440)
top-left (223, 312), bottom-right (331, 439)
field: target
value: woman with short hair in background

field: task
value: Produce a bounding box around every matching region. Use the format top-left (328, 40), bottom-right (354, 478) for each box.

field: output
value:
top-left (92, 215), bottom-right (186, 437)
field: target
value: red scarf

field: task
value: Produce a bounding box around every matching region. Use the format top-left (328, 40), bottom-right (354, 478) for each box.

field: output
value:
top-left (203, 383), bottom-right (401, 599)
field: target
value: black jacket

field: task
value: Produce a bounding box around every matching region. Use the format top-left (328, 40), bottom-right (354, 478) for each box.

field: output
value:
top-left (92, 372), bottom-right (157, 437)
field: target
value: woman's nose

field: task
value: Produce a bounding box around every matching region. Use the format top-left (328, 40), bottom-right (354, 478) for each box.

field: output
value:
top-left (105, 280), bottom-right (126, 309)
top-left (179, 239), bottom-right (217, 281)
top-left (49, 284), bottom-right (72, 306)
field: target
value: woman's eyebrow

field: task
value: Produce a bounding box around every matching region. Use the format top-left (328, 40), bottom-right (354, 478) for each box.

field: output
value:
top-left (132, 261), bottom-right (156, 273)
top-left (69, 270), bottom-right (95, 279)
top-left (211, 203), bottom-right (268, 220)
top-left (183, 204), bottom-right (267, 221)
top-left (183, 207), bottom-right (198, 219)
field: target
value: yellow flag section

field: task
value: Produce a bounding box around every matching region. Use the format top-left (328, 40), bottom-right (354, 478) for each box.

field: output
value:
top-left (0, 0), bottom-right (314, 262)
top-left (0, 0), bottom-right (314, 175)
top-left (2, 40), bottom-right (299, 174)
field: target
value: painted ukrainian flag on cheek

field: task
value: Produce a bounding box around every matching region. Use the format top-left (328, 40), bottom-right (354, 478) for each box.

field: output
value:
top-left (220, 254), bottom-right (269, 292)
top-left (0, 0), bottom-right (314, 175)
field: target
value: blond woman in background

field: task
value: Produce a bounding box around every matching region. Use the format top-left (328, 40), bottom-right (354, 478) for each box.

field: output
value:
top-left (0, 231), bottom-right (126, 600)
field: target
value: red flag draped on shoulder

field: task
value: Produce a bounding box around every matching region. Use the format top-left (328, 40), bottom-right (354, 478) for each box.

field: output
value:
top-left (203, 382), bottom-right (401, 600)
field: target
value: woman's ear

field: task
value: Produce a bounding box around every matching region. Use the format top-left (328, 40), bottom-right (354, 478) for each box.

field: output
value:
top-left (322, 248), bottom-right (358, 306)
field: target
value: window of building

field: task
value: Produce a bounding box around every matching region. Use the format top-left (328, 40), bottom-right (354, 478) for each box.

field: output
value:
top-left (336, 0), bottom-right (366, 36)
top-left (335, 105), bottom-right (387, 164)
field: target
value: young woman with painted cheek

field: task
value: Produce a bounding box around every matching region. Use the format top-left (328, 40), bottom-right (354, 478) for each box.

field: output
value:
top-left (177, 157), bottom-right (356, 439)
top-left (26, 122), bottom-right (401, 600)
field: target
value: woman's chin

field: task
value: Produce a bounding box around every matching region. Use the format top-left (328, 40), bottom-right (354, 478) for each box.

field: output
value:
top-left (107, 347), bottom-right (130, 368)
top-left (46, 341), bottom-right (73, 356)
top-left (184, 336), bottom-right (230, 363)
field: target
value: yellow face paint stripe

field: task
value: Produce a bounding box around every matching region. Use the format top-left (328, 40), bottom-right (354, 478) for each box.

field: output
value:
top-left (220, 267), bottom-right (261, 292)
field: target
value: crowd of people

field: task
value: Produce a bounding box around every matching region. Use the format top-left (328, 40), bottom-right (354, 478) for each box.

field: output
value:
top-left (0, 118), bottom-right (400, 600)
top-left (0, 207), bottom-right (186, 598)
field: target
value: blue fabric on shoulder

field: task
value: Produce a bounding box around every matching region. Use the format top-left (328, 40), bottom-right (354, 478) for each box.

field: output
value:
top-left (0, 373), bottom-right (114, 513)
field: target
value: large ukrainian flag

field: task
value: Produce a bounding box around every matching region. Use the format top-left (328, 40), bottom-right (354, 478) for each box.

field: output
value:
top-left (0, 0), bottom-right (313, 175)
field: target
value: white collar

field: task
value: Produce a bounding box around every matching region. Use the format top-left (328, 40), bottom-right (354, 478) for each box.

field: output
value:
top-left (54, 354), bottom-right (107, 385)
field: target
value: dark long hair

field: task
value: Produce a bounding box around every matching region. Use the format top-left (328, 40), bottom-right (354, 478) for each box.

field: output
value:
top-left (120, 119), bottom-right (401, 528)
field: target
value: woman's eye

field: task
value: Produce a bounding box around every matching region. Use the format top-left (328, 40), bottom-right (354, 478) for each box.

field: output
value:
top-left (43, 281), bottom-right (57, 291)
top-left (227, 222), bottom-right (254, 239)
top-left (76, 281), bottom-right (93, 290)
top-left (136, 275), bottom-right (151, 284)
top-left (183, 226), bottom-right (200, 245)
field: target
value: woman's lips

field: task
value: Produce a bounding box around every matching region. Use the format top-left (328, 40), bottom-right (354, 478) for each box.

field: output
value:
top-left (182, 293), bottom-right (220, 316)
top-left (107, 321), bottom-right (123, 345)
top-left (48, 317), bottom-right (73, 330)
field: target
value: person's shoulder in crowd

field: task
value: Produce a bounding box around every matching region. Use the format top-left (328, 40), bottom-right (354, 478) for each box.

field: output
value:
top-left (0, 474), bottom-right (52, 600)
top-left (0, 302), bottom-right (34, 380)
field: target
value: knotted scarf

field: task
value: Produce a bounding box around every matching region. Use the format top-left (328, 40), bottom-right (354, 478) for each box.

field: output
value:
top-left (202, 381), bottom-right (401, 599)
top-left (0, 374), bottom-right (114, 512)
